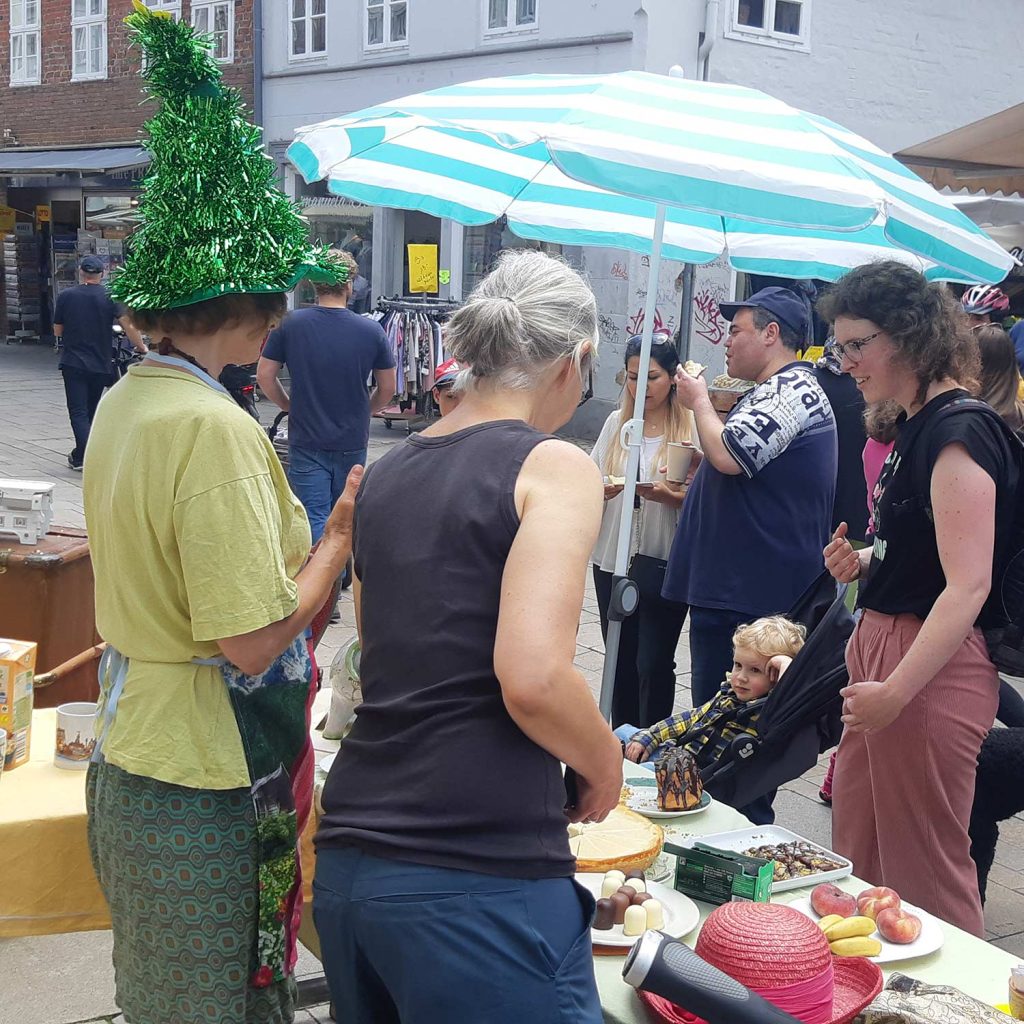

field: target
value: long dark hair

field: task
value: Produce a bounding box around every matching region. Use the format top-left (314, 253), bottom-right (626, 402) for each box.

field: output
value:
top-left (976, 325), bottom-right (1024, 431)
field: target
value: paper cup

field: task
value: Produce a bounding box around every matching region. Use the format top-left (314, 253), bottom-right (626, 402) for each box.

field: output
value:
top-left (55, 701), bottom-right (98, 770)
top-left (666, 442), bottom-right (697, 484)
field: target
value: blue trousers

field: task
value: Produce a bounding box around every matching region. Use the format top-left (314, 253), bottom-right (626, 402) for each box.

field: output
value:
top-left (313, 847), bottom-right (602, 1024)
top-left (287, 444), bottom-right (366, 544)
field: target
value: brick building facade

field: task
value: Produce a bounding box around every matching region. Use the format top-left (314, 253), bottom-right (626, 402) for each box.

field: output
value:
top-left (0, 0), bottom-right (255, 148)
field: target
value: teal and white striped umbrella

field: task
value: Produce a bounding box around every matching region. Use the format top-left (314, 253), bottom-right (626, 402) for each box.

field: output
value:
top-left (289, 72), bottom-right (1013, 284)
top-left (289, 72), bottom-right (1013, 720)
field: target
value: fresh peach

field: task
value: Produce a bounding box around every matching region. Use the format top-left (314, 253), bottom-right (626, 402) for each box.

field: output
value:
top-left (875, 907), bottom-right (922, 944)
top-left (810, 882), bottom-right (858, 919)
top-left (857, 886), bottom-right (901, 920)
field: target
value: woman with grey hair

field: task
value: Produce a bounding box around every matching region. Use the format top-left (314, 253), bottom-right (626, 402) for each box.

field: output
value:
top-left (313, 249), bottom-right (623, 1023)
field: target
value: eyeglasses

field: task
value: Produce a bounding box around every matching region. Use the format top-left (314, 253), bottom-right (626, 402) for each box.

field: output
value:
top-left (834, 331), bottom-right (882, 364)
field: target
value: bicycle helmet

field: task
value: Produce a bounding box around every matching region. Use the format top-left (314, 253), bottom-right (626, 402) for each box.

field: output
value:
top-left (961, 284), bottom-right (1010, 317)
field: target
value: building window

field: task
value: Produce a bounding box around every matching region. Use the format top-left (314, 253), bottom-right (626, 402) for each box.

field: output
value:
top-left (10, 0), bottom-right (40, 86)
top-left (366, 0), bottom-right (407, 49)
top-left (727, 0), bottom-right (809, 49)
top-left (290, 0), bottom-right (327, 59)
top-left (485, 0), bottom-right (537, 34)
top-left (146, 0), bottom-right (181, 18)
top-left (192, 1), bottom-right (234, 63)
top-left (71, 0), bottom-right (107, 81)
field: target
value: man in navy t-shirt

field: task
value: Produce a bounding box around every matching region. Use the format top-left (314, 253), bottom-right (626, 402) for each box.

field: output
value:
top-left (53, 255), bottom-right (147, 470)
top-left (258, 250), bottom-right (396, 544)
top-left (666, 287), bottom-right (837, 710)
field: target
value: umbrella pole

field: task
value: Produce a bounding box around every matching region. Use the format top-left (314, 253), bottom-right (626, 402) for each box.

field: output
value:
top-left (598, 203), bottom-right (668, 721)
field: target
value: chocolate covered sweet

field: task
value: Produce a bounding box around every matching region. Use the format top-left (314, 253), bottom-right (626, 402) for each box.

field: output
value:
top-left (609, 892), bottom-right (630, 925)
top-left (631, 891), bottom-right (653, 907)
top-left (654, 747), bottom-right (704, 811)
top-left (623, 904), bottom-right (647, 936)
top-left (593, 898), bottom-right (615, 930)
top-left (625, 869), bottom-right (646, 882)
top-left (617, 885), bottom-right (638, 901)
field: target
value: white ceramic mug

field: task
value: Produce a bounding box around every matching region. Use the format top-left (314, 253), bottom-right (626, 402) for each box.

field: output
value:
top-left (666, 442), bottom-right (697, 484)
top-left (55, 701), bottom-right (98, 770)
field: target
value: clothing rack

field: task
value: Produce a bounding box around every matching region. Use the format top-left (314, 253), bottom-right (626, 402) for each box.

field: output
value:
top-left (371, 295), bottom-right (461, 432)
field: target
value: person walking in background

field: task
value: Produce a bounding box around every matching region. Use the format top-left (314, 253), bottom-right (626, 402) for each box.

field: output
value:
top-left (258, 249), bottom-right (396, 546)
top-left (590, 334), bottom-right (696, 727)
top-left (976, 324), bottom-right (1024, 434)
top-left (821, 261), bottom-right (1018, 936)
top-left (54, 254), bottom-right (146, 471)
top-left (666, 287), bottom-right (837, 707)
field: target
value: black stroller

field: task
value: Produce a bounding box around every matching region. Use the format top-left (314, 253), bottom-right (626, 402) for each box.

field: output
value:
top-left (688, 571), bottom-right (856, 810)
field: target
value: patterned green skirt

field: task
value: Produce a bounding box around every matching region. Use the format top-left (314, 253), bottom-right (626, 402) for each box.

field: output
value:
top-left (86, 761), bottom-right (296, 1024)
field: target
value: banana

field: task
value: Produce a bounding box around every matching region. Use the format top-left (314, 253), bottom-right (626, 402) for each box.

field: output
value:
top-left (829, 936), bottom-right (882, 958)
top-left (817, 915), bottom-right (845, 933)
top-left (824, 916), bottom-right (877, 941)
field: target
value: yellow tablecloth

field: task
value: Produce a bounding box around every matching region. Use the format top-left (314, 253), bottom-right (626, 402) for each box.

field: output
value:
top-left (0, 708), bottom-right (108, 937)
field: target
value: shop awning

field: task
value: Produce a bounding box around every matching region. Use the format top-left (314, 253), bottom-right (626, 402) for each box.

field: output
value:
top-left (898, 103), bottom-right (1024, 194)
top-left (0, 146), bottom-right (150, 175)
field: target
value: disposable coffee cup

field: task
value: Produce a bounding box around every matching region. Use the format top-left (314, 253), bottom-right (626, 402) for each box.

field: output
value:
top-left (55, 701), bottom-right (98, 770)
top-left (666, 442), bottom-right (697, 484)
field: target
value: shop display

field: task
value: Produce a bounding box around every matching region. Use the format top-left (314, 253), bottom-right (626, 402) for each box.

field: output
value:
top-left (567, 804), bottom-right (664, 874)
top-left (3, 230), bottom-right (42, 341)
top-left (654, 747), bottom-right (703, 811)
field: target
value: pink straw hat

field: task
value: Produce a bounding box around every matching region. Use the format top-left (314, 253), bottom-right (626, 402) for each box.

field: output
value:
top-left (638, 902), bottom-right (882, 1024)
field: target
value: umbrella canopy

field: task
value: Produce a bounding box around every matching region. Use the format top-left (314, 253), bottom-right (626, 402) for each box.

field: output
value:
top-left (289, 72), bottom-right (1013, 284)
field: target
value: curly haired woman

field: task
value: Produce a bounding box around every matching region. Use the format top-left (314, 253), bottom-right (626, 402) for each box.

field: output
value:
top-left (820, 262), bottom-right (1019, 936)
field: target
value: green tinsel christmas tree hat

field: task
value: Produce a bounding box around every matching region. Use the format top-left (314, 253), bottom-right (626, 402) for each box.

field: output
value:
top-left (110, 0), bottom-right (343, 311)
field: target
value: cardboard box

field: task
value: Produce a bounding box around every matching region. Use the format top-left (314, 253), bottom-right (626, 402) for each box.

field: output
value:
top-left (666, 840), bottom-right (774, 906)
top-left (0, 639), bottom-right (37, 771)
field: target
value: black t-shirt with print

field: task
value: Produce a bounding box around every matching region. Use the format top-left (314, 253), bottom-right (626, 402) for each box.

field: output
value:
top-left (860, 389), bottom-right (1018, 620)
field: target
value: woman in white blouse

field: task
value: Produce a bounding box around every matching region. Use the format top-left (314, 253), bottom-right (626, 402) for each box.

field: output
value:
top-left (591, 334), bottom-right (698, 727)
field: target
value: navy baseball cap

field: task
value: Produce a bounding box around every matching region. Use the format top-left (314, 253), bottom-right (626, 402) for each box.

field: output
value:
top-left (80, 255), bottom-right (104, 274)
top-left (719, 286), bottom-right (810, 340)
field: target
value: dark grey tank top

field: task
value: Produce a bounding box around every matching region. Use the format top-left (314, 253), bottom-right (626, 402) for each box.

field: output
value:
top-left (316, 419), bottom-right (576, 878)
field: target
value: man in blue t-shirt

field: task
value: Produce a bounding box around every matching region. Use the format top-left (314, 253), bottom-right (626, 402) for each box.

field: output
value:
top-left (258, 250), bottom-right (396, 544)
top-left (666, 287), bottom-right (837, 710)
top-left (53, 255), bottom-right (147, 471)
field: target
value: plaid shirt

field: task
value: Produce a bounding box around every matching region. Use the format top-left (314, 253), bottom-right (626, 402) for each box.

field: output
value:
top-left (631, 681), bottom-right (762, 769)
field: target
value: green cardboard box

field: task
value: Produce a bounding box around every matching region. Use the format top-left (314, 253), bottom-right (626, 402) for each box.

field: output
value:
top-left (665, 840), bottom-right (774, 906)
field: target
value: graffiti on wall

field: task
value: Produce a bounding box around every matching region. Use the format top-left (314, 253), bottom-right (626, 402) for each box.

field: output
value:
top-left (692, 284), bottom-right (728, 347)
top-left (625, 307), bottom-right (674, 338)
top-left (598, 314), bottom-right (621, 344)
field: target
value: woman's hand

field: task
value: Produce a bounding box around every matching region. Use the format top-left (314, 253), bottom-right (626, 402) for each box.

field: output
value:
top-left (637, 481), bottom-right (682, 507)
top-left (322, 465), bottom-right (363, 554)
top-left (624, 740), bottom-right (649, 763)
top-left (824, 522), bottom-right (860, 583)
top-left (839, 680), bottom-right (906, 733)
top-left (603, 482), bottom-right (624, 501)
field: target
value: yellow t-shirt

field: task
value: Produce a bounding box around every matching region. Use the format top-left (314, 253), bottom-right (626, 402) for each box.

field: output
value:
top-left (83, 364), bottom-right (311, 790)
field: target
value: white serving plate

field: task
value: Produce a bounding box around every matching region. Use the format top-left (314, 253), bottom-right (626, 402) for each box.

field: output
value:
top-left (623, 780), bottom-right (713, 819)
top-left (790, 895), bottom-right (944, 964)
top-left (694, 824), bottom-right (852, 893)
top-left (576, 872), bottom-right (700, 949)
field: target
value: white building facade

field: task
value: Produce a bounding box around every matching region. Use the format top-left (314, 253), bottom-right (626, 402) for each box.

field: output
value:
top-left (261, 0), bottom-right (1023, 429)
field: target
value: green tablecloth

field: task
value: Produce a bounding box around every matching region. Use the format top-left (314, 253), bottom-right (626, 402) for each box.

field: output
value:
top-left (596, 761), bottom-right (1017, 1022)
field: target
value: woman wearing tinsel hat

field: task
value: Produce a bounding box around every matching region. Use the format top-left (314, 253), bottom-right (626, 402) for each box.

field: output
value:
top-left (82, 5), bottom-right (346, 1022)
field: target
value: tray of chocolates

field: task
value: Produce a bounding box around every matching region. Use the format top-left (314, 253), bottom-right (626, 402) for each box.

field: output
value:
top-left (576, 868), bottom-right (700, 948)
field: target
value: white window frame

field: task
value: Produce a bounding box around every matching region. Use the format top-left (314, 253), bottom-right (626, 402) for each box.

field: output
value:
top-left (483, 0), bottom-right (538, 37)
top-left (364, 0), bottom-right (407, 52)
top-left (71, 0), bottom-right (108, 82)
top-left (9, 0), bottom-right (41, 87)
top-left (725, 0), bottom-right (810, 52)
top-left (146, 0), bottom-right (181, 18)
top-left (192, 1), bottom-right (234, 64)
top-left (289, 0), bottom-right (327, 62)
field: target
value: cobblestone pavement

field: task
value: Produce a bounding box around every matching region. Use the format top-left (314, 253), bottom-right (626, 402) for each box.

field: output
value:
top-left (1, 341), bottom-right (1022, 1024)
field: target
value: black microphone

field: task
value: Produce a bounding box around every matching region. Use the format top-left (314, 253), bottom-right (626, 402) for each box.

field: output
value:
top-left (622, 931), bottom-right (800, 1024)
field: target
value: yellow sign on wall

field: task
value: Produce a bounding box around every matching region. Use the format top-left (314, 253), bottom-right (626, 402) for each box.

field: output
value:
top-left (0, 206), bottom-right (14, 233)
top-left (35, 204), bottom-right (51, 224)
top-left (407, 244), bottom-right (439, 294)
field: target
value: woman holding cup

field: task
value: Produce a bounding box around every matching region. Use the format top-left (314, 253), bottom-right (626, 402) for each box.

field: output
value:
top-left (591, 335), bottom-right (699, 726)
